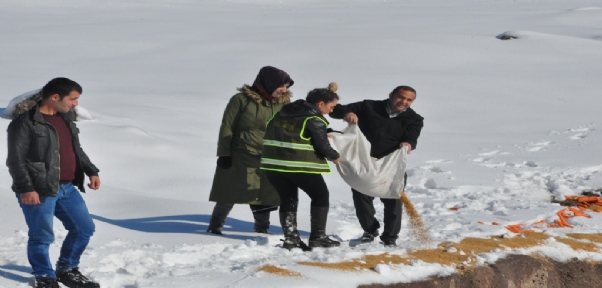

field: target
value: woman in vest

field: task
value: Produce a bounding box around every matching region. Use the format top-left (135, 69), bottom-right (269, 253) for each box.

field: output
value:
top-left (207, 66), bottom-right (293, 235)
top-left (261, 83), bottom-right (341, 251)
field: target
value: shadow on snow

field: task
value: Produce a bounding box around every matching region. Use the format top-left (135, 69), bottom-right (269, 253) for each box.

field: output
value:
top-left (0, 264), bottom-right (33, 283)
top-left (90, 214), bottom-right (310, 240)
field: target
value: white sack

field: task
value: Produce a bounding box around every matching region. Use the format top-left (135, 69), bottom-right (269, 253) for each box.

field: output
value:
top-left (328, 124), bottom-right (407, 199)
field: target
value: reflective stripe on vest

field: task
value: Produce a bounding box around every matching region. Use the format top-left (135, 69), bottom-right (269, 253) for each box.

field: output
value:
top-left (261, 158), bottom-right (330, 169)
top-left (263, 140), bottom-right (315, 151)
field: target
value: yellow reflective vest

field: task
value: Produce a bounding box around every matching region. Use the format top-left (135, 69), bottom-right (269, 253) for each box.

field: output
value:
top-left (260, 113), bottom-right (331, 174)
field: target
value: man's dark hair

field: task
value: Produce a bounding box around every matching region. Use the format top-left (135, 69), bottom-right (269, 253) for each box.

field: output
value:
top-left (390, 85), bottom-right (416, 96)
top-left (41, 77), bottom-right (82, 100)
top-left (306, 83), bottom-right (339, 105)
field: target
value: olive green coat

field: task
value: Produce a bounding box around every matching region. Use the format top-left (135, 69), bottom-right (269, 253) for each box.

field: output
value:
top-left (209, 85), bottom-right (291, 205)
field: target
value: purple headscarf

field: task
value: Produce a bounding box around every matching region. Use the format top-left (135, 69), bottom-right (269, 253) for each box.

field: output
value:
top-left (252, 66), bottom-right (294, 100)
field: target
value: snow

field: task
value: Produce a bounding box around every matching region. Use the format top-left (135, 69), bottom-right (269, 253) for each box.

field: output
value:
top-left (1, 0), bottom-right (601, 287)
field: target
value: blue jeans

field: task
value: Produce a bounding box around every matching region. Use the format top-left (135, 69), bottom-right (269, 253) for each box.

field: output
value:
top-left (17, 183), bottom-right (95, 279)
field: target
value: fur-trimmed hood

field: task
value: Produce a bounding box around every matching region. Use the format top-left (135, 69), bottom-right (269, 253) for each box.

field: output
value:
top-left (237, 85), bottom-right (291, 104)
top-left (12, 90), bottom-right (43, 118)
top-left (1, 89), bottom-right (89, 121)
top-left (0, 89), bottom-right (43, 120)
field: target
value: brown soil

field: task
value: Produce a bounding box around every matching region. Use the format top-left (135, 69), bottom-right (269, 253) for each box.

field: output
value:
top-left (359, 254), bottom-right (602, 288)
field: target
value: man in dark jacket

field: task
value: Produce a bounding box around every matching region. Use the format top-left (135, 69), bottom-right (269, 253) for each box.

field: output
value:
top-left (6, 78), bottom-right (101, 288)
top-left (329, 85), bottom-right (424, 247)
top-left (261, 83), bottom-right (341, 251)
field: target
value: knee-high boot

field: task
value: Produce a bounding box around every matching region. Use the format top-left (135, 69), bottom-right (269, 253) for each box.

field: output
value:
top-left (279, 211), bottom-right (311, 251)
top-left (308, 207), bottom-right (341, 248)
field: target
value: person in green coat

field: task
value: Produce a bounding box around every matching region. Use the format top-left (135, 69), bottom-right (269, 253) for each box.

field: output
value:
top-left (207, 66), bottom-right (293, 235)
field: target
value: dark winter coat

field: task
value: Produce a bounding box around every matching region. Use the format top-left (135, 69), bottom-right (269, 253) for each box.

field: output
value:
top-left (330, 99), bottom-right (424, 159)
top-left (209, 85), bottom-right (291, 205)
top-left (260, 100), bottom-right (339, 175)
top-left (6, 103), bottom-right (99, 196)
top-left (277, 99), bottom-right (339, 161)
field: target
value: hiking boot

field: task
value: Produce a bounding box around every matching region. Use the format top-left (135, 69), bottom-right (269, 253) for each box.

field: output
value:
top-left (308, 207), bottom-right (340, 248)
top-left (254, 228), bottom-right (269, 234)
top-left (35, 278), bottom-right (59, 288)
top-left (308, 235), bottom-right (340, 248)
top-left (57, 268), bottom-right (100, 288)
top-left (282, 238), bottom-right (312, 251)
top-left (279, 211), bottom-right (312, 252)
top-left (360, 230), bottom-right (379, 243)
top-left (381, 239), bottom-right (397, 247)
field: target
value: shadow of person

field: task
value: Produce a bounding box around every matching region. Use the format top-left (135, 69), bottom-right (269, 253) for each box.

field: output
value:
top-left (0, 264), bottom-right (34, 284)
top-left (90, 214), bottom-right (307, 241)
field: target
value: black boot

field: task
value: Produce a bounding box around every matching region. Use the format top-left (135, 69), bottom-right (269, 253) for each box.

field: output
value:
top-left (57, 268), bottom-right (100, 288)
top-left (308, 207), bottom-right (341, 248)
top-left (360, 230), bottom-right (379, 243)
top-left (279, 211), bottom-right (311, 251)
top-left (207, 202), bottom-right (234, 235)
top-left (253, 211), bottom-right (270, 233)
top-left (35, 278), bottom-right (59, 288)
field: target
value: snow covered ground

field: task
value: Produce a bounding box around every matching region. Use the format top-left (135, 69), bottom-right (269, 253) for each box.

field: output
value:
top-left (1, 0), bottom-right (601, 287)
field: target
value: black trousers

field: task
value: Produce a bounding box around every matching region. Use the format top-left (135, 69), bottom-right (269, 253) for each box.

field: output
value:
top-left (265, 171), bottom-right (330, 212)
top-left (208, 202), bottom-right (275, 231)
top-left (352, 188), bottom-right (402, 241)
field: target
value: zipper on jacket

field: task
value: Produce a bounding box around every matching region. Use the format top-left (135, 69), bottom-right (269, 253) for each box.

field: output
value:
top-left (37, 119), bottom-right (61, 191)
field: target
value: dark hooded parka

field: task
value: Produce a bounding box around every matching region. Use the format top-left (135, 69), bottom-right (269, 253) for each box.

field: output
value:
top-left (209, 66), bottom-right (293, 205)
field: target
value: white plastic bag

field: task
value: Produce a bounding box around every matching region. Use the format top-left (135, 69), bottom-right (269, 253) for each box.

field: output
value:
top-left (329, 124), bottom-right (407, 199)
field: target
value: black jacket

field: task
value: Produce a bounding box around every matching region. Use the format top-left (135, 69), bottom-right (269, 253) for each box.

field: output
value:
top-left (278, 99), bottom-right (339, 161)
top-left (330, 99), bottom-right (424, 159)
top-left (6, 105), bottom-right (99, 196)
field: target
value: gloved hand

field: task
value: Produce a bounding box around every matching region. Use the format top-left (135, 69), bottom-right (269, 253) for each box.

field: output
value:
top-left (217, 156), bottom-right (232, 169)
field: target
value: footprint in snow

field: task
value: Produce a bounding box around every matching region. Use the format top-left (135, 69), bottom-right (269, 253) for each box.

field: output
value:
top-left (526, 141), bottom-right (554, 152)
top-left (568, 127), bottom-right (594, 140)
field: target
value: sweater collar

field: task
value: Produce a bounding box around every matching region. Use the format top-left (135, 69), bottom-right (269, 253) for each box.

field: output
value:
top-left (385, 99), bottom-right (407, 118)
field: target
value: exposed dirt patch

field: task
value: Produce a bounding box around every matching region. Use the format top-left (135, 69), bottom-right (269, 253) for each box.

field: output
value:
top-left (358, 255), bottom-right (602, 288)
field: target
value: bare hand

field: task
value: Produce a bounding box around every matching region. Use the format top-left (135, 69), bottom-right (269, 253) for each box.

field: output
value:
top-left (88, 175), bottom-right (101, 190)
top-left (332, 158), bottom-right (340, 165)
top-left (20, 191), bottom-right (40, 205)
top-left (400, 142), bottom-right (413, 154)
top-left (343, 112), bottom-right (358, 124)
